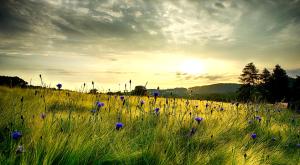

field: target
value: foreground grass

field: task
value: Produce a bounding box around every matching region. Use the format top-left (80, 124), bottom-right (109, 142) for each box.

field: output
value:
top-left (0, 86), bottom-right (299, 165)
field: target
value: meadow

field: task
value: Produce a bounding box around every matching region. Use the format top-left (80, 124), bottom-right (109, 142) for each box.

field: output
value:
top-left (0, 86), bottom-right (299, 165)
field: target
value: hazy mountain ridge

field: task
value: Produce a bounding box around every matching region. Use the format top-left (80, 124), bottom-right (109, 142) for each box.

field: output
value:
top-left (148, 83), bottom-right (241, 97)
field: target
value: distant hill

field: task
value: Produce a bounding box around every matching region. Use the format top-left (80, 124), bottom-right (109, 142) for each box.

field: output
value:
top-left (148, 88), bottom-right (188, 97)
top-left (188, 83), bottom-right (241, 95)
top-left (148, 83), bottom-right (241, 98)
top-left (0, 76), bottom-right (28, 88)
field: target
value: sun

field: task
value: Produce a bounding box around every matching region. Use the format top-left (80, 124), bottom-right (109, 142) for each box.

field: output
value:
top-left (180, 59), bottom-right (204, 75)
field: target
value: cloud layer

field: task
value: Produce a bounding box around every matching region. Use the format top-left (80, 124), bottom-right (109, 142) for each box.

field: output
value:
top-left (0, 0), bottom-right (300, 89)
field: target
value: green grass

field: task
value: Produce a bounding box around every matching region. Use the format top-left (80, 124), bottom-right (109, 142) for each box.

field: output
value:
top-left (0, 86), bottom-right (299, 165)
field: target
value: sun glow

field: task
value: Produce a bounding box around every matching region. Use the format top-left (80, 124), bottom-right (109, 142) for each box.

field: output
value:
top-left (180, 59), bottom-right (204, 75)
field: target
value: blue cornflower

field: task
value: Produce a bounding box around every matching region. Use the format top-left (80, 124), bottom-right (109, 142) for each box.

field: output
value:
top-left (153, 91), bottom-right (159, 97)
top-left (195, 117), bottom-right (203, 124)
top-left (251, 133), bottom-right (257, 139)
top-left (116, 122), bottom-right (124, 130)
top-left (155, 108), bottom-right (160, 113)
top-left (11, 131), bottom-right (22, 140)
top-left (140, 100), bottom-right (145, 106)
top-left (255, 116), bottom-right (262, 122)
top-left (96, 101), bottom-right (104, 108)
top-left (120, 96), bottom-right (125, 100)
top-left (56, 83), bottom-right (62, 90)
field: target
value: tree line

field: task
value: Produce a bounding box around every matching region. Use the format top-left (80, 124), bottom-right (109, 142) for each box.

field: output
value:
top-left (238, 63), bottom-right (300, 107)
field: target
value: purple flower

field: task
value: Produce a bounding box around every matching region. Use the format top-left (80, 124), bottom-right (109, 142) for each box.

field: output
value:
top-left (116, 122), bottom-right (124, 130)
top-left (195, 117), bottom-right (203, 124)
top-left (96, 101), bottom-right (104, 108)
top-left (153, 91), bottom-right (159, 97)
top-left (56, 83), bottom-right (62, 90)
top-left (195, 105), bottom-right (198, 108)
top-left (120, 96), bottom-right (125, 100)
top-left (251, 133), bottom-right (257, 139)
top-left (220, 107), bottom-right (224, 111)
top-left (41, 113), bottom-right (46, 119)
top-left (155, 108), bottom-right (160, 113)
top-left (140, 100), bottom-right (145, 106)
top-left (255, 116), bottom-right (262, 122)
top-left (11, 131), bottom-right (22, 140)
top-left (248, 120), bottom-right (253, 124)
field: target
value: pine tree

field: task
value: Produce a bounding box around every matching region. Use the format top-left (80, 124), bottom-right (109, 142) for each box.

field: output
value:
top-left (238, 62), bottom-right (259, 101)
top-left (239, 62), bottom-right (259, 85)
top-left (269, 65), bottom-right (289, 102)
top-left (259, 68), bottom-right (272, 101)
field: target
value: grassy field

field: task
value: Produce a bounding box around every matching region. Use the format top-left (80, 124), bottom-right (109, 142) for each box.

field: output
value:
top-left (0, 86), bottom-right (299, 165)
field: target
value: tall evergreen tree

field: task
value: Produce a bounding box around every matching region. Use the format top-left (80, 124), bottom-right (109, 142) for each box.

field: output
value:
top-left (238, 62), bottom-right (259, 101)
top-left (239, 62), bottom-right (259, 85)
top-left (259, 68), bottom-right (272, 101)
top-left (259, 68), bottom-right (271, 84)
top-left (269, 65), bottom-right (289, 102)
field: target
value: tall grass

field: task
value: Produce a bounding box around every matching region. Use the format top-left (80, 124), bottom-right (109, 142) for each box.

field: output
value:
top-left (0, 86), bottom-right (299, 164)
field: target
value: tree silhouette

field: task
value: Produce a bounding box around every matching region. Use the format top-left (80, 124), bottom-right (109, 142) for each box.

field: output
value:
top-left (258, 68), bottom-right (272, 101)
top-left (238, 62), bottom-right (259, 101)
top-left (269, 65), bottom-right (289, 102)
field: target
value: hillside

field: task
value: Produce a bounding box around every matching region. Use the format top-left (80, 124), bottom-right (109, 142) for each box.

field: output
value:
top-left (188, 83), bottom-right (241, 95)
top-left (148, 83), bottom-right (241, 98)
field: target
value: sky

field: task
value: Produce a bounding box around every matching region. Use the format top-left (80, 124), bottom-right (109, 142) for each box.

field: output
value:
top-left (0, 0), bottom-right (300, 91)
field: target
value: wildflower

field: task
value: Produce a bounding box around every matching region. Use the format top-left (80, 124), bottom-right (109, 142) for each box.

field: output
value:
top-left (195, 105), bottom-right (198, 108)
top-left (140, 100), bottom-right (145, 106)
top-left (195, 117), bottom-right (203, 124)
top-left (255, 116), bottom-right (262, 122)
top-left (248, 120), bottom-right (253, 124)
top-left (96, 101), bottom-right (104, 108)
top-left (251, 133), bottom-right (257, 139)
top-left (16, 145), bottom-right (24, 154)
top-left (11, 131), bottom-right (22, 140)
top-left (56, 83), bottom-right (62, 90)
top-left (116, 122), bottom-right (124, 130)
top-left (40, 113), bottom-right (46, 119)
top-left (153, 91), bottom-right (159, 97)
top-left (120, 96), bottom-right (125, 100)
top-left (220, 107), bottom-right (224, 111)
top-left (155, 108), bottom-right (160, 114)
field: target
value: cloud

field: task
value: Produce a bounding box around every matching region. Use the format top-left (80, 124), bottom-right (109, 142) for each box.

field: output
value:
top-left (176, 72), bottom-right (237, 82)
top-left (286, 68), bottom-right (300, 77)
top-left (0, 0), bottom-right (300, 89)
top-left (214, 2), bottom-right (225, 9)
